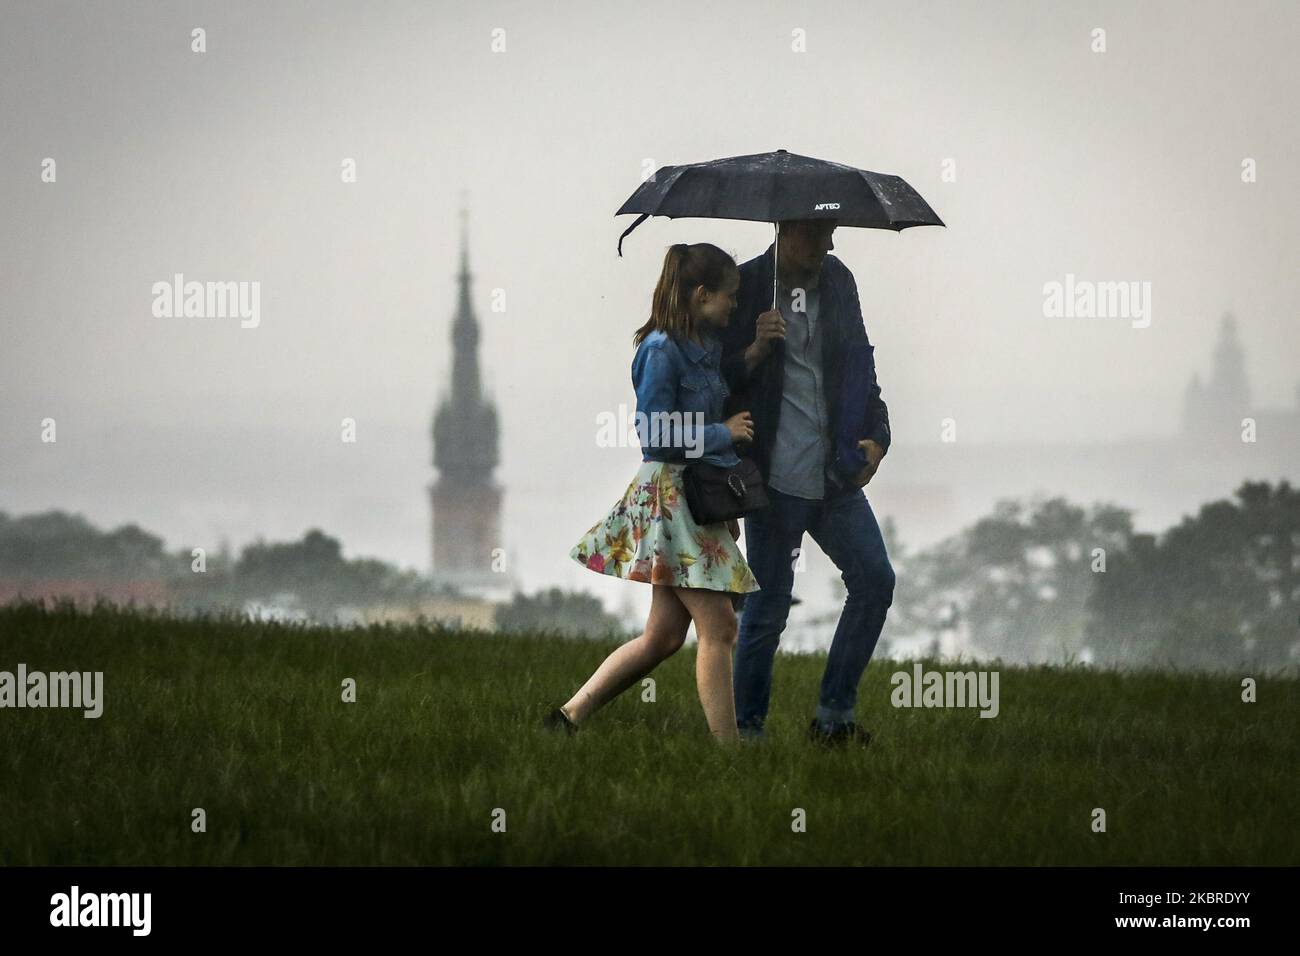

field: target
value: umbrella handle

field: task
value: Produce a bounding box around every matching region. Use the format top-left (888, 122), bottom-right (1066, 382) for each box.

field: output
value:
top-left (771, 221), bottom-right (780, 310)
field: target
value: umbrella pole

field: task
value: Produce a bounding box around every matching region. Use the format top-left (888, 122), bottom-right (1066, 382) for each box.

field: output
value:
top-left (771, 221), bottom-right (780, 310)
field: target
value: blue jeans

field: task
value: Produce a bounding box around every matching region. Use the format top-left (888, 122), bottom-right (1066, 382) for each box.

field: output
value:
top-left (734, 485), bottom-right (895, 736)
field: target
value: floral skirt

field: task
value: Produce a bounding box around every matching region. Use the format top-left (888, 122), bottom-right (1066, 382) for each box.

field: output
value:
top-left (570, 460), bottom-right (760, 603)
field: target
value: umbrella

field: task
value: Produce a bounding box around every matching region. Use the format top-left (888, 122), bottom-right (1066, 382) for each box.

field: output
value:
top-left (616, 148), bottom-right (944, 306)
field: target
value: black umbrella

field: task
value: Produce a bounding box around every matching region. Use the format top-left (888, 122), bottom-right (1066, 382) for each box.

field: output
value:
top-left (616, 148), bottom-right (944, 306)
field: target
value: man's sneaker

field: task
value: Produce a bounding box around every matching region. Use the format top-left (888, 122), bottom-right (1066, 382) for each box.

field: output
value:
top-left (544, 705), bottom-right (579, 735)
top-left (737, 724), bottom-right (767, 743)
top-left (807, 718), bottom-right (872, 748)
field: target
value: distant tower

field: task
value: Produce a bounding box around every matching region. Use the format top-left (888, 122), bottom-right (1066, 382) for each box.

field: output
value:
top-left (430, 204), bottom-right (504, 593)
top-left (1181, 312), bottom-right (1251, 436)
top-left (1180, 373), bottom-right (1207, 436)
top-left (1210, 312), bottom-right (1251, 412)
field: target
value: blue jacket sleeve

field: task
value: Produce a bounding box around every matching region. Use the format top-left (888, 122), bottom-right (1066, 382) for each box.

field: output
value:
top-left (633, 343), bottom-right (733, 460)
top-left (841, 268), bottom-right (891, 452)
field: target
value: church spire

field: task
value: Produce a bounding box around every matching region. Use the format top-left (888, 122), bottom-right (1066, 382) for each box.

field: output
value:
top-left (459, 198), bottom-right (470, 277)
top-left (1210, 311), bottom-right (1250, 413)
top-left (450, 198), bottom-right (482, 403)
top-left (433, 197), bottom-right (499, 482)
top-left (1181, 310), bottom-right (1254, 438)
top-left (429, 196), bottom-right (505, 587)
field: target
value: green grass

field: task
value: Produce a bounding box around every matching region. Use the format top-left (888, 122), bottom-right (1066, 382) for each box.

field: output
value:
top-left (0, 601), bottom-right (1295, 865)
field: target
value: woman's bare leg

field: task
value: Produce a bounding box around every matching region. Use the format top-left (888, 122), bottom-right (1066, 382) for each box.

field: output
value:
top-left (561, 584), bottom-right (691, 724)
top-left (672, 587), bottom-right (740, 744)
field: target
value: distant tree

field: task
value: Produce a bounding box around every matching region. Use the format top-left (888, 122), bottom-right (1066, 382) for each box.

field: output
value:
top-left (0, 509), bottom-right (173, 580)
top-left (1088, 480), bottom-right (1300, 672)
top-left (879, 514), bottom-right (906, 565)
top-left (892, 496), bottom-right (1134, 664)
top-left (2, 509), bottom-right (458, 621)
top-left (233, 529), bottom-right (352, 614)
top-left (227, 529), bottom-right (453, 618)
top-left (494, 587), bottom-right (627, 639)
top-left (167, 528), bottom-right (451, 619)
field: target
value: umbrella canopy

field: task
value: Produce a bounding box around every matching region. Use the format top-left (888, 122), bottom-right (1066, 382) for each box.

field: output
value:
top-left (616, 148), bottom-right (944, 256)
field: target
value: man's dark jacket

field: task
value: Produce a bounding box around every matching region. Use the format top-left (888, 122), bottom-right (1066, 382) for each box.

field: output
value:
top-left (719, 242), bottom-right (891, 499)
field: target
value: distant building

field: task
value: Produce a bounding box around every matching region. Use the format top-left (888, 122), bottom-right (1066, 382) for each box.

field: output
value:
top-left (337, 596), bottom-right (498, 631)
top-left (1181, 312), bottom-right (1254, 438)
top-left (0, 578), bottom-right (170, 610)
top-left (429, 206), bottom-right (514, 601)
top-left (1182, 312), bottom-right (1300, 443)
top-left (243, 592), bottom-right (310, 624)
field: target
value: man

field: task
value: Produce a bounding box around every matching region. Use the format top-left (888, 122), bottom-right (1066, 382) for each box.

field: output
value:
top-left (718, 219), bottom-right (894, 745)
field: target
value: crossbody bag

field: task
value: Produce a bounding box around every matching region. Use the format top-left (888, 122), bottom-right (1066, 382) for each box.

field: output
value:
top-left (681, 457), bottom-right (769, 525)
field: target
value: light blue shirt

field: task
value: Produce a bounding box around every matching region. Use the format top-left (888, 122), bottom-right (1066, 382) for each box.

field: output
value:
top-left (631, 328), bottom-right (740, 468)
top-left (768, 280), bottom-right (830, 498)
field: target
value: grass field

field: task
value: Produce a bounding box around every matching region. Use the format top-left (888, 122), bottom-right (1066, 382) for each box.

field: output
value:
top-left (0, 601), bottom-right (1295, 866)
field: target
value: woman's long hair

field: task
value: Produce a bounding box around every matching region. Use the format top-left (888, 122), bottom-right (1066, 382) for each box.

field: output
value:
top-left (632, 242), bottom-right (737, 346)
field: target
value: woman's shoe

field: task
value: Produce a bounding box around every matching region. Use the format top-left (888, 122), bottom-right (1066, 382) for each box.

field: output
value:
top-left (544, 705), bottom-right (579, 735)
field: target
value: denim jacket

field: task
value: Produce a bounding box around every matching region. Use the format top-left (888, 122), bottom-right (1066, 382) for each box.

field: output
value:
top-left (631, 328), bottom-right (740, 468)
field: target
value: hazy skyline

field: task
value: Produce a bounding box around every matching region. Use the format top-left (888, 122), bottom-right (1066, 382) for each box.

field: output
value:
top-left (3, 1), bottom-right (1297, 611)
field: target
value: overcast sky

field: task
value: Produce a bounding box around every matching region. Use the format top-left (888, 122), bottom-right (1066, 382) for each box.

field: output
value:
top-left (2, 0), bottom-right (1297, 606)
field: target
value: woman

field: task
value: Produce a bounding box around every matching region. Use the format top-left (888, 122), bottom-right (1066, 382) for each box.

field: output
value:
top-left (547, 242), bottom-right (768, 743)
